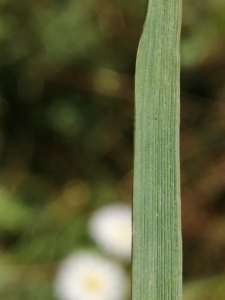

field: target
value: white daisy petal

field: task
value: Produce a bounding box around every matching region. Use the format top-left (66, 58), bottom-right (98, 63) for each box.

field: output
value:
top-left (54, 251), bottom-right (129, 300)
top-left (88, 204), bottom-right (132, 260)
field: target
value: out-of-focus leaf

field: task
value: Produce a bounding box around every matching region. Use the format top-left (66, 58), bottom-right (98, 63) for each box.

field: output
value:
top-left (0, 16), bottom-right (14, 42)
top-left (15, 214), bottom-right (90, 262)
top-left (183, 276), bottom-right (225, 300)
top-left (0, 188), bottom-right (33, 231)
top-left (45, 98), bottom-right (84, 137)
top-left (37, 0), bottom-right (99, 64)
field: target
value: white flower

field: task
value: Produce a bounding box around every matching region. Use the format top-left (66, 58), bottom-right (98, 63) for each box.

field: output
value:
top-left (88, 204), bottom-right (132, 260)
top-left (54, 251), bottom-right (129, 300)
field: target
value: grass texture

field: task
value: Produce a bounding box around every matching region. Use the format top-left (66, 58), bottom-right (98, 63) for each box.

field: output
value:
top-left (132, 0), bottom-right (182, 299)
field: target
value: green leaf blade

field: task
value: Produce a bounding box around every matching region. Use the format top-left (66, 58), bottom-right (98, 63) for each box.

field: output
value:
top-left (132, 0), bottom-right (182, 299)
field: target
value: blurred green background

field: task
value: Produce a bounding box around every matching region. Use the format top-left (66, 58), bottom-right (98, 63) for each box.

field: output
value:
top-left (0, 0), bottom-right (225, 299)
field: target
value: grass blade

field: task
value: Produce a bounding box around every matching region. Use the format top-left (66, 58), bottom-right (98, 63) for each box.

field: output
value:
top-left (132, 0), bottom-right (182, 299)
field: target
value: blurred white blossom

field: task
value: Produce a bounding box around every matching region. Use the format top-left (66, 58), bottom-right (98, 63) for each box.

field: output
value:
top-left (89, 204), bottom-right (132, 260)
top-left (54, 251), bottom-right (129, 300)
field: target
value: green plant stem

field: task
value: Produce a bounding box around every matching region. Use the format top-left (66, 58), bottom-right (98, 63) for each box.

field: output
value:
top-left (132, 0), bottom-right (182, 299)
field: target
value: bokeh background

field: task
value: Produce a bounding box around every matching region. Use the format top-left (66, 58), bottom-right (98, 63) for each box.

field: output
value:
top-left (0, 0), bottom-right (225, 299)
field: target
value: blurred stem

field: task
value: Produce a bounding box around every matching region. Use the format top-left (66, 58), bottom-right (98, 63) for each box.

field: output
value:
top-left (132, 0), bottom-right (182, 299)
